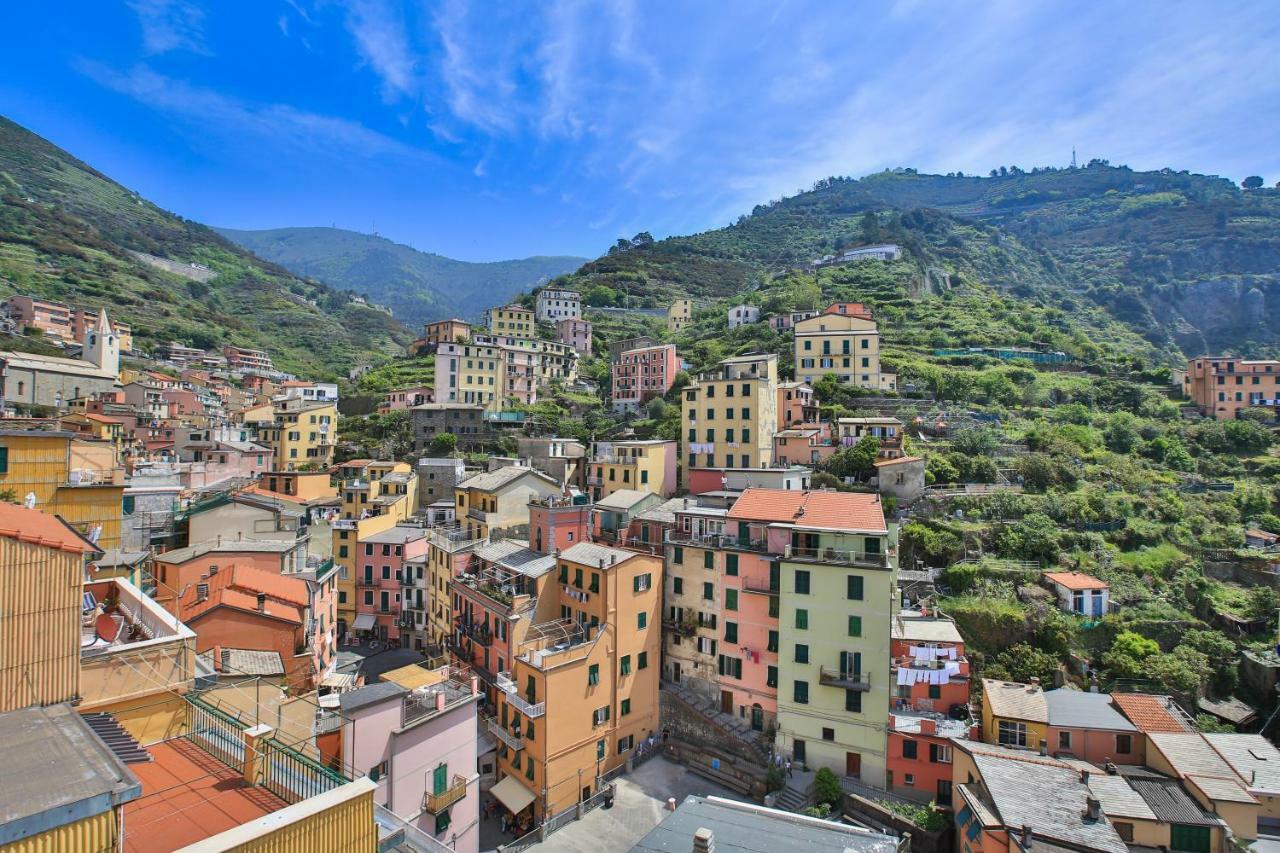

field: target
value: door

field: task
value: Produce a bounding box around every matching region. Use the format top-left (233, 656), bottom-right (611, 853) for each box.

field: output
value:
top-left (672, 662), bottom-right (681, 683)
top-left (751, 705), bottom-right (764, 732)
top-left (433, 763), bottom-right (448, 795)
top-left (846, 751), bottom-right (861, 778)
top-left (793, 740), bottom-right (805, 764)
top-left (1170, 824), bottom-right (1211, 853)
top-left (721, 690), bottom-right (734, 714)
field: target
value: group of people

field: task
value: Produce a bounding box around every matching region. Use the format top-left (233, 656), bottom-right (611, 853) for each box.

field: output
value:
top-left (769, 750), bottom-right (795, 779)
top-left (483, 798), bottom-right (532, 837)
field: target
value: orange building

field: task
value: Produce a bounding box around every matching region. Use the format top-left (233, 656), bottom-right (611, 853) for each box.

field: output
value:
top-left (151, 539), bottom-right (296, 613)
top-left (486, 542), bottom-right (662, 824)
top-left (1184, 356), bottom-right (1280, 420)
top-left (412, 318), bottom-right (472, 355)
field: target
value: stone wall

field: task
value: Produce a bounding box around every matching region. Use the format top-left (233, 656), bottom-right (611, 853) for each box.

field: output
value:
top-left (660, 689), bottom-right (763, 767)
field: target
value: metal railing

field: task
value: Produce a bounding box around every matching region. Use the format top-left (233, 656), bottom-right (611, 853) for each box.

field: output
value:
top-left (260, 736), bottom-right (349, 804)
top-left (783, 544), bottom-right (889, 567)
top-left (496, 672), bottom-right (546, 718)
top-left (422, 774), bottom-right (468, 813)
top-left (186, 695), bottom-right (245, 770)
top-left (819, 667), bottom-right (871, 691)
top-left (488, 718), bottom-right (524, 751)
top-left (667, 532), bottom-right (770, 553)
top-left (741, 576), bottom-right (780, 595)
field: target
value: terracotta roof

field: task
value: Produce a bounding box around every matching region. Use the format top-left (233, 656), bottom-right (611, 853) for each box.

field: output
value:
top-left (874, 455), bottom-right (923, 467)
top-left (0, 502), bottom-right (101, 555)
top-left (726, 488), bottom-right (887, 533)
top-left (1043, 571), bottom-right (1108, 591)
top-left (1111, 693), bottom-right (1196, 733)
top-left (178, 564), bottom-right (307, 624)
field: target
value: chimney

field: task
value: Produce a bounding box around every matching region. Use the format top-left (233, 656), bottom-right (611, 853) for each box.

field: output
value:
top-left (471, 676), bottom-right (480, 695)
top-left (1084, 796), bottom-right (1101, 821)
top-left (693, 827), bottom-right (714, 853)
top-left (209, 564), bottom-right (219, 575)
top-left (1038, 739), bottom-right (1047, 756)
top-left (1080, 769), bottom-right (1090, 785)
top-left (196, 583), bottom-right (209, 603)
top-left (1019, 825), bottom-right (1032, 849)
top-left (1028, 677), bottom-right (1040, 687)
top-left (256, 592), bottom-right (266, 612)
top-left (435, 690), bottom-right (446, 712)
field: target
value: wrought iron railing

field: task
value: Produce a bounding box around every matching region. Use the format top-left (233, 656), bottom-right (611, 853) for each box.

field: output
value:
top-left (259, 736), bottom-right (349, 804)
top-left (185, 695), bottom-right (245, 770)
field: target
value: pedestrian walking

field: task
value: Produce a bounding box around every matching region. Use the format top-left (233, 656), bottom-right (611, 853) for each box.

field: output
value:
top-left (500, 813), bottom-right (507, 834)
top-left (785, 758), bottom-right (793, 779)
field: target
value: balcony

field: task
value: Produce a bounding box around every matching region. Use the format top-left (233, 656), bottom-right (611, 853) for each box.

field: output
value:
top-left (496, 672), bottom-right (546, 718)
top-left (467, 506), bottom-right (493, 524)
top-left (586, 474), bottom-right (604, 486)
top-left (422, 774), bottom-right (469, 814)
top-left (741, 575), bottom-right (780, 596)
top-left (667, 532), bottom-right (770, 553)
top-left (488, 718), bottom-right (524, 751)
top-left (783, 544), bottom-right (890, 568)
top-left (819, 667), bottom-right (871, 691)
top-left (333, 518), bottom-right (357, 531)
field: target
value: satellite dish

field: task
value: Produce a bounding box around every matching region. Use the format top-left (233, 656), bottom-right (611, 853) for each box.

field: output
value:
top-left (95, 613), bottom-right (121, 643)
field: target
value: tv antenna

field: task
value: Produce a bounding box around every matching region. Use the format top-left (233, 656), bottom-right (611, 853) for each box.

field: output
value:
top-left (1070, 147), bottom-right (1078, 169)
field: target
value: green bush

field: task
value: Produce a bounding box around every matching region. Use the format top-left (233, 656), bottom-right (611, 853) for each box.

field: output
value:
top-left (814, 767), bottom-right (843, 807)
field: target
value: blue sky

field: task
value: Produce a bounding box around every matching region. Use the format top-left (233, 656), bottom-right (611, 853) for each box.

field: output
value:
top-left (2, 1), bottom-right (1277, 262)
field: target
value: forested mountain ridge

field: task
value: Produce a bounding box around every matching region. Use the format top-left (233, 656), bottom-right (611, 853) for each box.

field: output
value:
top-left (556, 164), bottom-right (1280, 362)
top-left (218, 226), bottom-right (586, 327)
top-left (0, 115), bottom-right (410, 379)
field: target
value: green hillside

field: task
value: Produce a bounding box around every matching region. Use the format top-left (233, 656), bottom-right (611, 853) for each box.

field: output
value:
top-left (0, 116), bottom-right (410, 380)
top-left (218, 226), bottom-right (586, 328)
top-left (556, 165), bottom-right (1280, 362)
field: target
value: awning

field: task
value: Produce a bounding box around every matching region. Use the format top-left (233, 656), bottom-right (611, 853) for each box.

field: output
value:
top-left (352, 614), bottom-right (377, 631)
top-left (490, 775), bottom-right (535, 814)
top-left (321, 672), bottom-right (357, 689)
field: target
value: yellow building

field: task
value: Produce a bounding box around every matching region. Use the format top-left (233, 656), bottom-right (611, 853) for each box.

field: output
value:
top-left (422, 526), bottom-right (487, 657)
top-left (486, 305), bottom-right (535, 337)
top-left (332, 460), bottom-right (419, 628)
top-left (435, 340), bottom-right (509, 411)
top-left (256, 400), bottom-right (338, 471)
top-left (455, 465), bottom-right (561, 540)
top-left (667, 298), bottom-right (692, 332)
top-left (679, 353), bottom-right (779, 489)
top-left (979, 677), bottom-right (1049, 750)
top-left (490, 542), bottom-right (662, 820)
top-left (0, 429), bottom-right (126, 550)
top-left (587, 439), bottom-right (679, 501)
top-left (793, 302), bottom-right (883, 388)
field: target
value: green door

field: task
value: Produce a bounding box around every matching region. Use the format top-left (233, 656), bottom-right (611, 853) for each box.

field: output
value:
top-left (433, 763), bottom-right (448, 795)
top-left (751, 705), bottom-right (764, 732)
top-left (1170, 824), bottom-right (1210, 853)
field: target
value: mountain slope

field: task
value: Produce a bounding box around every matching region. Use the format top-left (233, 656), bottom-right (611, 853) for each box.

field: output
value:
top-left (217, 226), bottom-right (586, 327)
top-left (0, 116), bottom-right (409, 380)
top-left (561, 165), bottom-right (1280, 360)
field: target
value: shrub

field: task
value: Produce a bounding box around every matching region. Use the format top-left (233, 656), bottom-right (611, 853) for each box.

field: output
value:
top-left (814, 767), bottom-right (843, 807)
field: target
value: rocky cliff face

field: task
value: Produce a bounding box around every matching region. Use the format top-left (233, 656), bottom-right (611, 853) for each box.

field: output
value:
top-left (1159, 277), bottom-right (1279, 356)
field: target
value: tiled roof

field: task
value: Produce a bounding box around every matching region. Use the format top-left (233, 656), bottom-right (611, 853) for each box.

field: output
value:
top-left (1146, 732), bottom-right (1254, 802)
top-left (0, 502), bottom-right (101, 555)
top-left (594, 489), bottom-right (652, 511)
top-left (636, 497), bottom-right (698, 524)
top-left (179, 564), bottom-right (308, 624)
top-left (982, 678), bottom-right (1048, 723)
top-left (459, 465), bottom-right (553, 492)
top-left (1204, 733), bottom-right (1280, 795)
top-left (1117, 768), bottom-right (1220, 825)
top-left (727, 488), bottom-right (887, 533)
top-left (1044, 690), bottom-right (1135, 731)
top-left (473, 539), bottom-right (556, 577)
top-left (154, 538), bottom-right (295, 564)
top-left (339, 682), bottom-right (407, 713)
top-left (1086, 773), bottom-right (1157, 821)
top-left (1043, 571), bottom-right (1108, 591)
top-left (220, 648), bottom-right (285, 677)
top-left (1111, 693), bottom-right (1196, 733)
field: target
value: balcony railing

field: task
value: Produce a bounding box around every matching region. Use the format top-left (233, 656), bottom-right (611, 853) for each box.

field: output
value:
top-left (741, 576), bottom-right (780, 595)
top-left (487, 718), bottom-right (524, 751)
top-left (422, 774), bottom-right (469, 814)
top-left (496, 672), bottom-right (546, 718)
top-left (467, 506), bottom-right (493, 523)
top-left (666, 532), bottom-right (770, 553)
top-left (819, 667), bottom-right (871, 691)
top-left (783, 544), bottom-right (890, 568)
top-left (586, 475), bottom-right (604, 486)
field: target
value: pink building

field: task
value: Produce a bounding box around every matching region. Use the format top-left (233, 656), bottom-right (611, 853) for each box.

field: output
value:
top-left (777, 382), bottom-right (819, 428)
top-left (162, 388), bottom-right (204, 418)
top-left (379, 385), bottom-right (434, 413)
top-left (555, 318), bottom-right (593, 354)
top-left (353, 524), bottom-right (430, 643)
top-left (612, 343), bottom-right (679, 412)
top-left (504, 348), bottom-right (538, 406)
top-left (339, 671), bottom-right (482, 852)
top-left (773, 424), bottom-right (838, 468)
top-left (528, 495), bottom-right (591, 554)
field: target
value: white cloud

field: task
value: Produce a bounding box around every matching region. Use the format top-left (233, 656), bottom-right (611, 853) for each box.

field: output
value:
top-left (344, 0), bottom-right (418, 102)
top-left (126, 0), bottom-right (208, 55)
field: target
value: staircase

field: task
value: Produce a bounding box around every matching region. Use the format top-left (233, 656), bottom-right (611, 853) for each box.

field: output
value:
top-left (83, 712), bottom-right (152, 764)
top-left (774, 783), bottom-right (810, 812)
top-left (664, 681), bottom-right (772, 764)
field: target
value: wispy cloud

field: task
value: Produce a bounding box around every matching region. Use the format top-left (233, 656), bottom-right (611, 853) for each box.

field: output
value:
top-left (79, 60), bottom-right (427, 161)
top-left (344, 0), bottom-right (418, 102)
top-left (125, 0), bottom-right (208, 55)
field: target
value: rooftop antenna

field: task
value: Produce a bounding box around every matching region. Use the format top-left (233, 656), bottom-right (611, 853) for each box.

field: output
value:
top-left (1071, 147), bottom-right (1078, 170)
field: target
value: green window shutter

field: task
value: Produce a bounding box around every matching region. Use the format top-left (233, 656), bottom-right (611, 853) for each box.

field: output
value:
top-left (847, 575), bottom-right (864, 600)
top-left (590, 573), bottom-right (600, 593)
top-left (703, 551), bottom-right (713, 569)
top-left (433, 764), bottom-right (448, 795)
top-left (621, 655), bottom-right (631, 676)
top-left (768, 630), bottom-right (778, 652)
top-left (638, 651), bottom-right (648, 670)
top-left (574, 568), bottom-right (583, 588)
top-left (0, 446), bottom-right (8, 473)
top-left (526, 760), bottom-right (534, 780)
top-left (621, 699), bottom-right (631, 716)
top-left (673, 578), bottom-right (683, 595)
top-left (559, 565), bottom-right (569, 583)
top-left (597, 739), bottom-right (605, 760)
top-left (725, 554), bottom-right (738, 575)
top-left (725, 589), bottom-right (738, 611)
top-left (435, 809), bottom-right (452, 835)
top-left (795, 570), bottom-right (810, 594)
top-left (674, 546), bottom-right (683, 564)
top-left (767, 666), bottom-right (777, 688)
top-left (637, 612), bottom-right (647, 629)
top-left (588, 664), bottom-right (599, 686)
top-left (725, 621), bottom-right (738, 643)
top-left (795, 644), bottom-right (808, 664)
top-left (794, 681), bottom-right (808, 704)
top-left (795, 609), bottom-right (808, 630)
top-left (526, 720), bottom-right (535, 740)
top-left (848, 615), bottom-right (862, 637)
top-left (703, 582), bottom-right (713, 600)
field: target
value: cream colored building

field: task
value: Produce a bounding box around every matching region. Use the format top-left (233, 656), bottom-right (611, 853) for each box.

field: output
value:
top-left (680, 353), bottom-right (779, 489)
top-left (667, 298), bottom-right (693, 332)
top-left (793, 302), bottom-right (883, 389)
top-left (486, 305), bottom-right (535, 337)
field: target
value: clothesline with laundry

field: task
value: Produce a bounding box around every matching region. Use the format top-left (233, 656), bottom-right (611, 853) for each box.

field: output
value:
top-left (907, 645), bottom-right (958, 661)
top-left (896, 661), bottom-right (961, 685)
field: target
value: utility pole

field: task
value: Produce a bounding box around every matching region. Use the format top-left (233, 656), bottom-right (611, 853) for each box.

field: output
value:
top-left (1070, 147), bottom-right (1078, 170)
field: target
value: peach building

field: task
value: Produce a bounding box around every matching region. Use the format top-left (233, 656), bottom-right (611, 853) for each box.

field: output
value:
top-left (150, 539), bottom-right (298, 612)
top-left (612, 343), bottom-right (680, 412)
top-left (1184, 356), bottom-right (1280, 420)
top-left (776, 381), bottom-right (819, 428)
top-left (412, 318), bottom-right (472, 355)
top-left (556, 317), bottom-right (592, 354)
top-left (350, 523), bottom-right (430, 644)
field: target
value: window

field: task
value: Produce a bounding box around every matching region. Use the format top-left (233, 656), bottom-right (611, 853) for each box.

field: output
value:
top-left (904, 773), bottom-right (915, 786)
top-left (703, 582), bottom-right (714, 600)
top-left (588, 664), bottom-right (599, 686)
top-left (574, 568), bottom-right (583, 588)
top-left (822, 727), bottom-right (835, 741)
top-left (848, 616), bottom-right (862, 637)
top-left (767, 630), bottom-right (778, 652)
top-left (725, 621), bottom-right (738, 643)
top-left (930, 744), bottom-right (952, 764)
top-left (928, 684), bottom-right (941, 700)
top-left (793, 681), bottom-right (809, 704)
top-left (673, 578), bottom-right (683, 595)
top-left (621, 655), bottom-right (631, 676)
top-left (718, 654), bottom-right (743, 679)
top-left (767, 666), bottom-right (777, 688)
top-left (725, 554), bottom-right (738, 575)
top-left (368, 760), bottom-right (388, 782)
top-left (794, 570), bottom-right (810, 594)
top-left (1113, 822), bottom-right (1134, 843)
top-left (902, 740), bottom-right (918, 759)
top-left (634, 573), bottom-right (651, 592)
top-left (794, 644), bottom-right (809, 664)
top-left (795, 609), bottom-right (808, 630)
top-left (725, 589), bottom-right (738, 611)
top-left (673, 546), bottom-right (683, 564)
top-left (621, 698), bottom-right (631, 716)
top-left (997, 720), bottom-right (1028, 747)
top-left (593, 706), bottom-right (610, 726)
top-left (936, 779), bottom-right (952, 806)
top-left (559, 565), bottom-right (569, 583)
top-left (637, 612), bottom-right (647, 630)
top-left (1058, 731), bottom-right (1072, 750)
top-left (638, 652), bottom-right (648, 670)
top-left (704, 551), bottom-right (714, 569)
top-left (525, 759), bottom-right (535, 781)
top-left (597, 739), bottom-right (606, 760)
top-left (847, 575), bottom-right (864, 600)
top-left (846, 689), bottom-right (862, 713)
top-left (1116, 734), bottom-right (1133, 754)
